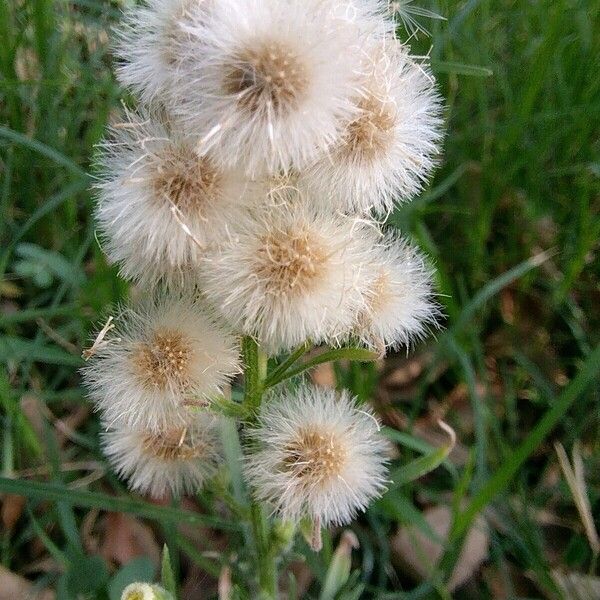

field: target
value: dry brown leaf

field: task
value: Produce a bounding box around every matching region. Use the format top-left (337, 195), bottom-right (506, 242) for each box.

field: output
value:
top-left (98, 512), bottom-right (161, 567)
top-left (310, 362), bottom-right (336, 388)
top-left (0, 565), bottom-right (54, 600)
top-left (391, 505), bottom-right (489, 592)
top-left (1, 494), bottom-right (26, 530)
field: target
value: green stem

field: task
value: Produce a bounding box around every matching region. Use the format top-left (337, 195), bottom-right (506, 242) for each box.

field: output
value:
top-left (251, 502), bottom-right (277, 599)
top-left (242, 336), bottom-right (267, 412)
top-left (241, 336), bottom-right (278, 598)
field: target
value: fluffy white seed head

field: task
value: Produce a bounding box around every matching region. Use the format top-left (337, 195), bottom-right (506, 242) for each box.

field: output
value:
top-left (356, 232), bottom-right (439, 351)
top-left (173, 0), bottom-right (370, 175)
top-left (298, 40), bottom-right (443, 214)
top-left (102, 413), bottom-right (220, 499)
top-left (94, 111), bottom-right (254, 286)
top-left (113, 0), bottom-right (211, 106)
top-left (199, 202), bottom-right (374, 352)
top-left (244, 385), bottom-right (389, 526)
top-left (82, 294), bottom-right (240, 432)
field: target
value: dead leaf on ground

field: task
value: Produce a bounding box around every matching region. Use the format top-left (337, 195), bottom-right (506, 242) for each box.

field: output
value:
top-left (0, 565), bottom-right (54, 600)
top-left (391, 505), bottom-right (489, 592)
top-left (1, 493), bottom-right (26, 530)
top-left (98, 512), bottom-right (161, 567)
top-left (310, 362), bottom-right (336, 388)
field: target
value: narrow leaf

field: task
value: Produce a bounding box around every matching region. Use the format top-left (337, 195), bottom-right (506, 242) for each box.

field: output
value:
top-left (0, 477), bottom-right (238, 530)
top-left (266, 347), bottom-right (378, 388)
top-left (161, 545), bottom-right (177, 598)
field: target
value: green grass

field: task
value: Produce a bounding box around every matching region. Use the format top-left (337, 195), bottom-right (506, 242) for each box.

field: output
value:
top-left (1, 0), bottom-right (599, 597)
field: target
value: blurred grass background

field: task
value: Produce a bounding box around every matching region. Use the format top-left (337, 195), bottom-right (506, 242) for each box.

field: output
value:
top-left (1, 0), bottom-right (599, 597)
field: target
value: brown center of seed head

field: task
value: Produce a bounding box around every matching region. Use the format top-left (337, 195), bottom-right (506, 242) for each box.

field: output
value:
top-left (367, 269), bottom-right (393, 315)
top-left (132, 328), bottom-right (193, 390)
top-left (283, 427), bottom-right (347, 484)
top-left (256, 228), bottom-right (327, 296)
top-left (141, 427), bottom-right (205, 461)
top-left (153, 146), bottom-right (221, 214)
top-left (342, 92), bottom-right (396, 160)
top-left (224, 40), bottom-right (308, 113)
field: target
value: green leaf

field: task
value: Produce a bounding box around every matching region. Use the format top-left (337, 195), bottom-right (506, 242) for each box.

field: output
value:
top-left (108, 557), bottom-right (156, 600)
top-left (0, 304), bottom-right (77, 325)
top-left (15, 242), bottom-right (84, 288)
top-left (0, 336), bottom-right (82, 366)
top-left (431, 60), bottom-right (493, 77)
top-left (0, 477), bottom-right (239, 531)
top-left (161, 545), bottom-right (177, 598)
top-left (66, 555), bottom-right (109, 595)
top-left (0, 125), bottom-right (88, 177)
top-left (386, 422), bottom-right (456, 490)
top-left (265, 347), bottom-right (378, 388)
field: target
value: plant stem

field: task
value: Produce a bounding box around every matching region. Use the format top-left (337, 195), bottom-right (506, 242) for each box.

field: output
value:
top-left (242, 336), bottom-right (267, 412)
top-left (241, 335), bottom-right (278, 598)
top-left (251, 501), bottom-right (278, 599)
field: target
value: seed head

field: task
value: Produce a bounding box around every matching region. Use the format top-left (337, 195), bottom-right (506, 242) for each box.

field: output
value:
top-left (81, 294), bottom-right (240, 432)
top-left (244, 384), bottom-right (389, 525)
top-left (94, 111), bottom-right (252, 286)
top-left (102, 413), bottom-right (220, 498)
top-left (299, 39), bottom-right (444, 214)
top-left (199, 203), bottom-right (374, 351)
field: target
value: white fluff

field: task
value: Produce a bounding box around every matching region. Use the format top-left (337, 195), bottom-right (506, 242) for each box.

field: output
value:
top-left (199, 202), bottom-right (374, 352)
top-left (113, 0), bottom-right (211, 105)
top-left (81, 294), bottom-right (240, 432)
top-left (172, 0), bottom-right (368, 175)
top-left (94, 111), bottom-right (255, 286)
top-left (355, 232), bottom-right (440, 351)
top-left (298, 40), bottom-right (443, 214)
top-left (102, 413), bottom-right (221, 499)
top-left (244, 384), bottom-right (389, 525)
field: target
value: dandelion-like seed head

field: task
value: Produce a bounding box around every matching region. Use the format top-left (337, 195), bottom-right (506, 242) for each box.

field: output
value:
top-left (173, 0), bottom-right (364, 174)
top-left (223, 39), bottom-right (309, 114)
top-left (132, 328), bottom-right (194, 391)
top-left (152, 147), bottom-right (222, 214)
top-left (244, 385), bottom-right (389, 526)
top-left (114, 0), bottom-right (206, 105)
top-left (200, 204), bottom-right (373, 351)
top-left (82, 294), bottom-right (240, 431)
top-left (255, 227), bottom-right (326, 297)
top-left (355, 233), bottom-right (439, 351)
top-left (95, 112), bottom-right (252, 286)
top-left (282, 426), bottom-right (347, 486)
top-left (342, 90), bottom-right (396, 161)
top-left (299, 39), bottom-right (443, 214)
top-left (103, 413), bottom-right (220, 498)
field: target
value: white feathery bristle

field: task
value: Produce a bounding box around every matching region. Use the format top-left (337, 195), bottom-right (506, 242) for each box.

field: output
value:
top-left (172, 0), bottom-right (371, 175)
top-left (102, 412), bottom-right (221, 499)
top-left (298, 39), bottom-right (443, 214)
top-left (81, 294), bottom-right (240, 432)
top-left (199, 201), bottom-right (375, 352)
top-left (356, 232), bottom-right (440, 351)
top-left (244, 384), bottom-right (389, 526)
top-left (113, 0), bottom-right (212, 106)
top-left (94, 110), bottom-right (256, 286)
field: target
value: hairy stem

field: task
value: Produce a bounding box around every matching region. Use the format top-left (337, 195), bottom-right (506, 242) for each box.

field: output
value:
top-left (242, 335), bottom-right (278, 598)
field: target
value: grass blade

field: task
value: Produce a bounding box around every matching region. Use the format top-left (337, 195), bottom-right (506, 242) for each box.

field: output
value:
top-left (0, 477), bottom-right (239, 531)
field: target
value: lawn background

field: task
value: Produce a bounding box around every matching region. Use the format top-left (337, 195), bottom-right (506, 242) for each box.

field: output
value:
top-left (1, 0), bottom-right (599, 597)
